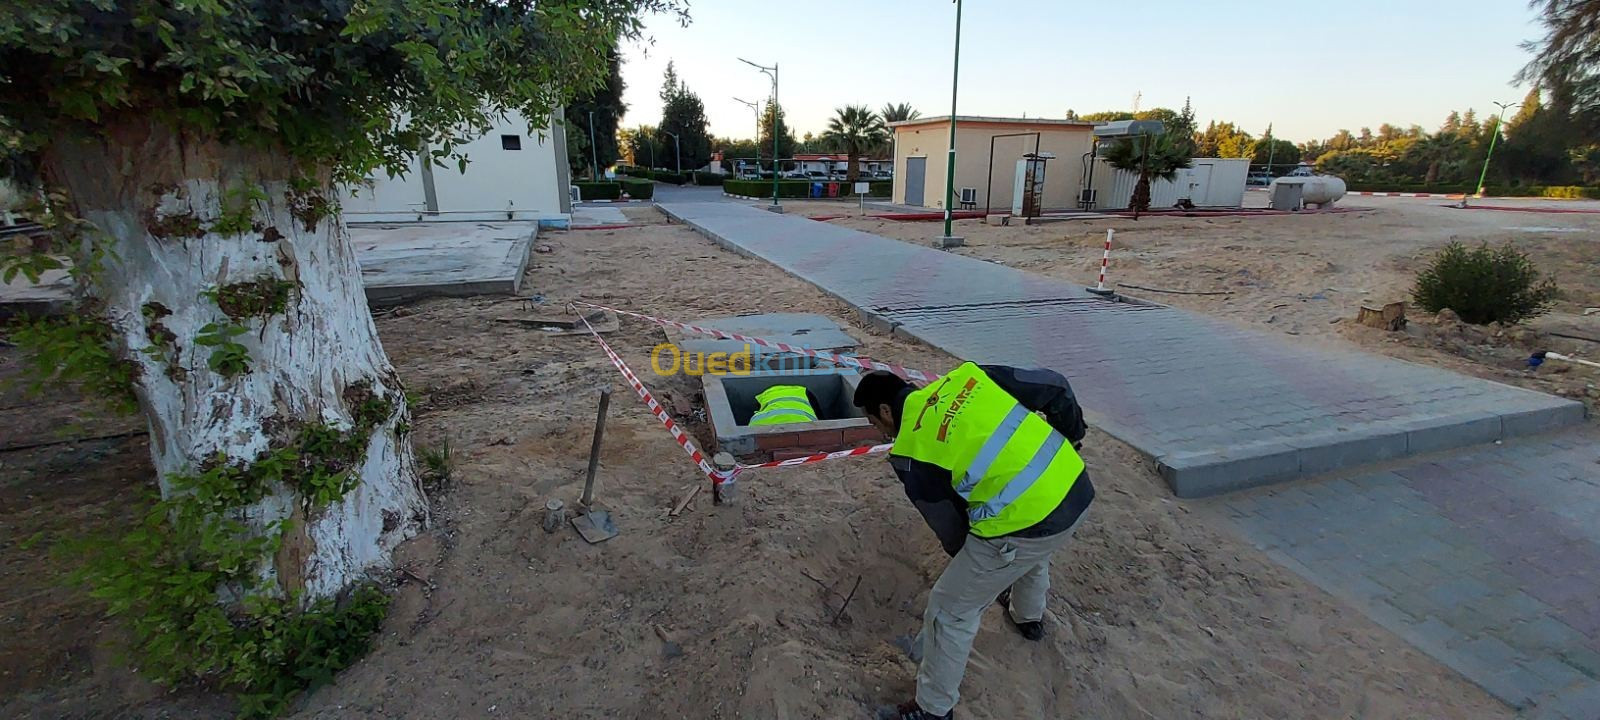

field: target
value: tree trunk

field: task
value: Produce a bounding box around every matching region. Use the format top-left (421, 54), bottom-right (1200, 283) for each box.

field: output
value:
top-left (1425, 161), bottom-right (1440, 185)
top-left (42, 120), bottom-right (427, 601)
top-left (1130, 174), bottom-right (1152, 218)
top-left (846, 150), bottom-right (858, 183)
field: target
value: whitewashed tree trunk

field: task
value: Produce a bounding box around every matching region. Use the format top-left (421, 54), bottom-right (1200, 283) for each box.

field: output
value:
top-left (43, 121), bottom-right (427, 600)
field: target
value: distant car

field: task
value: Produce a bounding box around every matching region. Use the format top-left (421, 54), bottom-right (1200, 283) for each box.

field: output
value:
top-left (1247, 172), bottom-right (1274, 186)
top-left (804, 170), bottom-right (826, 179)
top-left (1289, 166), bottom-right (1315, 177)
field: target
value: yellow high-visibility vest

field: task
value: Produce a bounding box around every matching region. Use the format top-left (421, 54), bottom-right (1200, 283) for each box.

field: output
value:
top-left (750, 384), bottom-right (818, 426)
top-left (890, 362), bottom-right (1084, 537)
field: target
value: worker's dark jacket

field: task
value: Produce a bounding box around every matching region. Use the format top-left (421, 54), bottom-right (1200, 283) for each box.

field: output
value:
top-left (888, 365), bottom-right (1095, 556)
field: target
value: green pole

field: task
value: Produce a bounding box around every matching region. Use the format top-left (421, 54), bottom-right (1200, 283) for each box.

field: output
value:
top-left (772, 65), bottom-right (780, 207)
top-left (1474, 103), bottom-right (1512, 198)
top-left (941, 0), bottom-right (963, 240)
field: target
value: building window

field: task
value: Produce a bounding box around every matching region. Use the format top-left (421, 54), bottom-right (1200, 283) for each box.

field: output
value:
top-left (501, 134), bottom-right (522, 151)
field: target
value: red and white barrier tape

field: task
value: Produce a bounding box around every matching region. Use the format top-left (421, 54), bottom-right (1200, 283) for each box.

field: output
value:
top-left (1346, 191), bottom-right (1465, 198)
top-left (576, 310), bottom-right (729, 483)
top-left (572, 306), bottom-right (898, 486)
top-left (571, 300), bottom-right (940, 383)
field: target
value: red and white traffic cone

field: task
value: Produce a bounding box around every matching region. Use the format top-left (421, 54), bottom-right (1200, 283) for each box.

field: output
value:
top-left (1088, 228), bottom-right (1115, 296)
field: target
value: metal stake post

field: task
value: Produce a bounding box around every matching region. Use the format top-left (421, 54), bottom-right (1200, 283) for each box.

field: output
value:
top-left (580, 386), bottom-right (612, 509)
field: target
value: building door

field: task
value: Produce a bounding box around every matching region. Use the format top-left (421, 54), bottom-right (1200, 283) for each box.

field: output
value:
top-left (905, 157), bottom-right (927, 206)
top-left (1187, 163), bottom-right (1213, 204)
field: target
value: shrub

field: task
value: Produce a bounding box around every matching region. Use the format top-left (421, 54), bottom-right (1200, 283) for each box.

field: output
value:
top-left (574, 182), bottom-right (621, 200)
top-left (723, 180), bottom-right (891, 199)
top-left (619, 178), bottom-right (653, 200)
top-left (1412, 242), bottom-right (1559, 325)
top-left (692, 171), bottom-right (725, 186)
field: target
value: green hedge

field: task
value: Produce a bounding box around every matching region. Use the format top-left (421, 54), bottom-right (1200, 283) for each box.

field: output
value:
top-left (692, 171), bottom-right (725, 186)
top-left (1482, 185), bottom-right (1600, 199)
top-left (1342, 182), bottom-right (1600, 199)
top-left (574, 182), bottom-right (621, 200)
top-left (1344, 182), bottom-right (1470, 194)
top-left (618, 167), bottom-right (687, 185)
top-left (724, 180), bottom-right (891, 199)
top-left (618, 178), bottom-right (654, 200)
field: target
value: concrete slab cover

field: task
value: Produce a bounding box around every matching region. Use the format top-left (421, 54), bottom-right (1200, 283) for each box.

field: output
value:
top-left (350, 222), bottom-right (536, 306)
top-left (1219, 427), bottom-right (1600, 716)
top-left (0, 267), bottom-right (71, 317)
top-left (657, 201), bottom-right (1585, 496)
top-left (672, 312), bottom-right (859, 357)
top-left (572, 206), bottom-right (628, 226)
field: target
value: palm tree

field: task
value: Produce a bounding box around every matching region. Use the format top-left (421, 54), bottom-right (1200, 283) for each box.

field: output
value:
top-left (824, 105), bottom-right (888, 182)
top-left (880, 103), bottom-right (920, 124)
top-left (1102, 132), bottom-right (1193, 218)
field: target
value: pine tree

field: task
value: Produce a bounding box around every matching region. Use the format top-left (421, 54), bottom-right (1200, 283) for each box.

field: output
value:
top-left (657, 61), bottom-right (711, 171)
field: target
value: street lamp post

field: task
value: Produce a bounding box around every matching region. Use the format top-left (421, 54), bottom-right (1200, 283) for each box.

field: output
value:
top-left (661, 129), bottom-right (682, 176)
top-left (739, 57), bottom-right (781, 210)
top-left (734, 97), bottom-right (761, 178)
top-left (1473, 100), bottom-right (1519, 200)
top-left (939, 0), bottom-right (964, 246)
top-left (588, 110), bottom-right (600, 181)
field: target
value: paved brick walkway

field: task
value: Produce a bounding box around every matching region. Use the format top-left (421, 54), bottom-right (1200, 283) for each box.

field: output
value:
top-left (659, 201), bottom-right (1585, 496)
top-left (1220, 428), bottom-right (1600, 718)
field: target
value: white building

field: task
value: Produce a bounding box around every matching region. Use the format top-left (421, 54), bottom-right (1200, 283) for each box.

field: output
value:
top-left (340, 110), bottom-right (573, 227)
top-left (1087, 157), bottom-right (1249, 209)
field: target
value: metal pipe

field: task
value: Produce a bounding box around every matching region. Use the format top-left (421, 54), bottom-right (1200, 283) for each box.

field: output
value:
top-left (1082, 137), bottom-right (1100, 209)
top-left (580, 386), bottom-right (612, 508)
top-left (983, 131), bottom-right (1041, 217)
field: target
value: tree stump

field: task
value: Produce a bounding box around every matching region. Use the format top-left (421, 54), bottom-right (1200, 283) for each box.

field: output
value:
top-left (1357, 301), bottom-right (1407, 331)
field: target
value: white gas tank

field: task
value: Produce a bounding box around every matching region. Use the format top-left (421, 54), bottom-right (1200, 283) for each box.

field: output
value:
top-left (1300, 176), bottom-right (1346, 205)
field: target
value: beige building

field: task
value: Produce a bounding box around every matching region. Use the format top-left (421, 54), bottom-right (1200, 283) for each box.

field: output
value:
top-left (889, 116), bottom-right (1095, 211)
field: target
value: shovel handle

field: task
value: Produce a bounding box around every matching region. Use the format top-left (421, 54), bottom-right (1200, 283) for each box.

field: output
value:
top-left (581, 386), bottom-right (612, 508)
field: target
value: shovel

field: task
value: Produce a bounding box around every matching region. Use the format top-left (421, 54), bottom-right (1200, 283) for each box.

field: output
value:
top-left (571, 386), bottom-right (620, 543)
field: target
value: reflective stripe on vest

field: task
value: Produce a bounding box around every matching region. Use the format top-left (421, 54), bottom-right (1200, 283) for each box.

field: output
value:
top-left (750, 384), bottom-right (818, 426)
top-left (889, 362), bottom-right (1084, 537)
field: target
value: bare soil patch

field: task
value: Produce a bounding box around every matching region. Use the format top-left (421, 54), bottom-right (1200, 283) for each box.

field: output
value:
top-left (1, 207), bottom-right (1511, 718)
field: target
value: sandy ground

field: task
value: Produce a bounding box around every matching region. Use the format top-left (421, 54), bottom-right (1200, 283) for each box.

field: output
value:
top-left (1, 205), bottom-right (1512, 718)
top-left (782, 194), bottom-right (1600, 413)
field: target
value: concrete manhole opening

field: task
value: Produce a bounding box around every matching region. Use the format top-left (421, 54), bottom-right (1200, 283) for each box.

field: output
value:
top-left (702, 369), bottom-right (882, 458)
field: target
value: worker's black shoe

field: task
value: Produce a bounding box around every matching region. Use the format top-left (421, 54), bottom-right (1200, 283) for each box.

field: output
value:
top-left (995, 589), bottom-right (1045, 642)
top-left (883, 700), bottom-right (952, 720)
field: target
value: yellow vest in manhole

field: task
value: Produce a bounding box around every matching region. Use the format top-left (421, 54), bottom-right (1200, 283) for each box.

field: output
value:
top-left (750, 384), bottom-right (818, 426)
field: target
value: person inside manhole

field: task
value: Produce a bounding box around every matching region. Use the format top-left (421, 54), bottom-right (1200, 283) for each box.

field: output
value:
top-left (853, 363), bottom-right (1093, 720)
top-left (748, 383), bottom-right (822, 425)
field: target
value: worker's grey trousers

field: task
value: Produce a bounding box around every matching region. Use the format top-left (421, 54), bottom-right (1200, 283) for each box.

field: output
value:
top-left (914, 511), bottom-right (1086, 716)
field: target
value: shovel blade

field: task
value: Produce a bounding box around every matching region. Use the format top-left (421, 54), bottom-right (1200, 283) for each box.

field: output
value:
top-left (571, 509), bottom-right (619, 543)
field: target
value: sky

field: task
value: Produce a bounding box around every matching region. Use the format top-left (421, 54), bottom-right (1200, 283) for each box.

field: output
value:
top-left (619, 0), bottom-right (1545, 144)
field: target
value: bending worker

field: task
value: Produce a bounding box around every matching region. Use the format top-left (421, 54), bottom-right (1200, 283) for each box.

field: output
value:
top-left (853, 362), bottom-right (1094, 720)
top-left (750, 383), bottom-right (821, 426)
